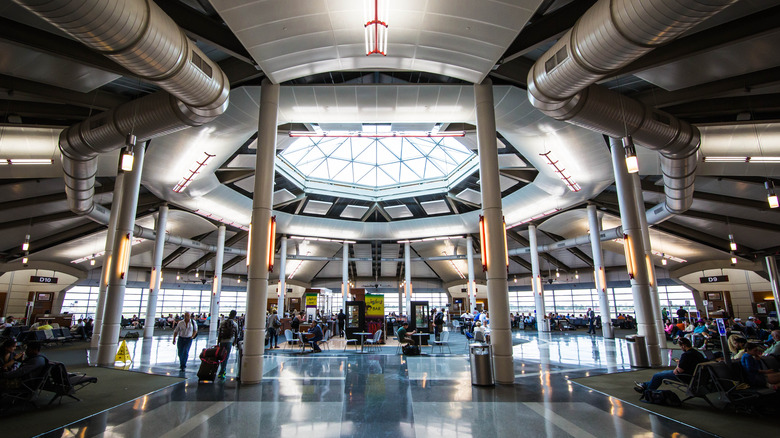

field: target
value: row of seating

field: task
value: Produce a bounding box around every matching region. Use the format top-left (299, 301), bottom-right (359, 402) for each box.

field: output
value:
top-left (1, 360), bottom-right (97, 411)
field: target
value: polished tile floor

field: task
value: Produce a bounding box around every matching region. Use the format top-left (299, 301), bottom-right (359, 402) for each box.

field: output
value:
top-left (41, 330), bottom-right (715, 438)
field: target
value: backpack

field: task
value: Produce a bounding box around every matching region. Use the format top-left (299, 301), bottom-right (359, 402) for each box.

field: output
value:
top-left (434, 312), bottom-right (444, 325)
top-left (403, 344), bottom-right (421, 356)
top-left (641, 389), bottom-right (682, 407)
top-left (219, 319), bottom-right (236, 341)
top-left (272, 315), bottom-right (281, 329)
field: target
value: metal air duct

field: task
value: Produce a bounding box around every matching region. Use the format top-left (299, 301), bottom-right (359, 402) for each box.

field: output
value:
top-left (13, 0), bottom-right (230, 215)
top-left (527, 0), bottom-right (737, 217)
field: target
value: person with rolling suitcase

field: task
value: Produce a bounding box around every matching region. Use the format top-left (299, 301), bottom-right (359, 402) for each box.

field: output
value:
top-left (217, 310), bottom-right (239, 379)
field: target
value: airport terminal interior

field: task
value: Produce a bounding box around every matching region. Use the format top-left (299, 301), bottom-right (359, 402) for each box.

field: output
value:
top-left (1, 0), bottom-right (780, 437)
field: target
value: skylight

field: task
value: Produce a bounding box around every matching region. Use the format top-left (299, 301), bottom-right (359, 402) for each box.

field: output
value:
top-left (277, 124), bottom-right (479, 201)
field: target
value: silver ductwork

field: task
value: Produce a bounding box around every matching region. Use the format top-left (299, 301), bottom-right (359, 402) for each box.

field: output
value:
top-left (14, 0), bottom-right (230, 215)
top-left (133, 225), bottom-right (247, 256)
top-left (528, 0), bottom-right (737, 216)
top-left (507, 225), bottom-right (623, 256)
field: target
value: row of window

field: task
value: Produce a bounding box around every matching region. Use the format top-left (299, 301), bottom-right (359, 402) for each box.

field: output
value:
top-left (60, 285), bottom-right (696, 320)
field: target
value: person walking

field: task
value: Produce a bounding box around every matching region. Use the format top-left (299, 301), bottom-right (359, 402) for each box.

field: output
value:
top-left (266, 310), bottom-right (281, 349)
top-left (337, 309), bottom-right (346, 337)
top-left (586, 308), bottom-right (597, 335)
top-left (173, 311), bottom-right (197, 371)
top-left (433, 308), bottom-right (444, 341)
top-left (217, 310), bottom-right (239, 379)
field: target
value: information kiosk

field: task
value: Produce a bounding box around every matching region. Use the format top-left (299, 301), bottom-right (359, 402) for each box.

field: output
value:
top-left (344, 301), bottom-right (366, 341)
top-left (410, 301), bottom-right (430, 345)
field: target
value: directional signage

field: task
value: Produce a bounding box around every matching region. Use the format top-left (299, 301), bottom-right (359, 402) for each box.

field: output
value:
top-left (699, 275), bottom-right (728, 284)
top-left (30, 276), bottom-right (58, 284)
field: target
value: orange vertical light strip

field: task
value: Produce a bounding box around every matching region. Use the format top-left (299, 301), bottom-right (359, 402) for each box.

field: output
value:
top-left (246, 223), bottom-right (252, 266)
top-left (479, 215), bottom-right (488, 272)
top-left (623, 234), bottom-right (635, 279)
top-left (267, 216), bottom-right (276, 272)
top-left (503, 219), bottom-right (509, 270)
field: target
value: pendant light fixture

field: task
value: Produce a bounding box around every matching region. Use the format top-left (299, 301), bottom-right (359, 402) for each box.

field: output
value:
top-left (364, 0), bottom-right (389, 56)
top-left (623, 136), bottom-right (639, 174)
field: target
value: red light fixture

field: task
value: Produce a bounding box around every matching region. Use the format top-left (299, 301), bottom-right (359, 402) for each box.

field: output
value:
top-left (267, 216), bottom-right (276, 272)
top-left (479, 215), bottom-right (488, 272)
top-left (364, 0), bottom-right (388, 56)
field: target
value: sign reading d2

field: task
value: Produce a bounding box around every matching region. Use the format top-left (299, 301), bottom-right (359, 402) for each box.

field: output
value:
top-left (365, 294), bottom-right (384, 317)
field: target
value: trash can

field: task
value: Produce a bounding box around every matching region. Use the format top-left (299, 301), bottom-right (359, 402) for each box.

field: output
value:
top-left (469, 344), bottom-right (494, 386)
top-left (540, 318), bottom-right (551, 332)
top-left (625, 335), bottom-right (649, 367)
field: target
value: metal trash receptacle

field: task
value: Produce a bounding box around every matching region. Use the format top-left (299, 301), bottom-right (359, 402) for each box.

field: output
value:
top-left (469, 344), bottom-right (494, 386)
top-left (540, 318), bottom-right (551, 332)
top-left (625, 335), bottom-right (649, 367)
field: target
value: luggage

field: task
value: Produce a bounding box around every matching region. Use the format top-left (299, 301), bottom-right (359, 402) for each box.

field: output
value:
top-left (197, 360), bottom-right (220, 381)
top-left (197, 345), bottom-right (228, 382)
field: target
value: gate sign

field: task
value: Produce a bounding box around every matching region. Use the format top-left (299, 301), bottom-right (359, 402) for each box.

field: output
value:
top-left (699, 275), bottom-right (728, 284)
top-left (365, 294), bottom-right (384, 317)
top-left (30, 276), bottom-right (58, 284)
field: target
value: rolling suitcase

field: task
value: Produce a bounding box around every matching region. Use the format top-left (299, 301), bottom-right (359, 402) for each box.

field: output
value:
top-left (197, 359), bottom-right (220, 381)
top-left (197, 345), bottom-right (227, 382)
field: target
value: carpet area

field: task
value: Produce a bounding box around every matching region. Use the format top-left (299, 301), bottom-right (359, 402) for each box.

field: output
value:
top-left (2, 365), bottom-right (183, 438)
top-left (570, 369), bottom-right (777, 437)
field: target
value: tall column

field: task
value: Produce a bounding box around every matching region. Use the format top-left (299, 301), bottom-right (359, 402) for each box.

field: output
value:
top-left (208, 225), bottom-right (226, 342)
top-left (529, 224), bottom-right (547, 331)
top-left (632, 173), bottom-right (666, 347)
top-left (610, 138), bottom-right (662, 366)
top-left (467, 235), bottom-right (476, 313)
top-left (91, 171), bottom-right (124, 349)
top-left (143, 204), bottom-right (168, 339)
top-left (97, 141), bottom-right (146, 365)
top-left (404, 241), bottom-right (412, 317)
top-left (342, 241), bottom-right (349, 311)
top-left (278, 236), bottom-right (287, 317)
top-left (475, 79), bottom-right (513, 384)
top-left (765, 256), bottom-right (780, 313)
top-left (588, 204), bottom-right (613, 338)
top-left (242, 80), bottom-right (278, 384)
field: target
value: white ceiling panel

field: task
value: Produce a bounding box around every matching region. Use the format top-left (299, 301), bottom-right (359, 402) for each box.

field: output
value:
top-left (385, 205), bottom-right (413, 219)
top-left (341, 205), bottom-right (369, 219)
top-left (273, 189), bottom-right (297, 205)
top-left (421, 200), bottom-right (450, 215)
top-left (498, 154), bottom-right (527, 168)
top-left (227, 154), bottom-right (257, 168)
top-left (456, 188), bottom-right (482, 205)
top-left (303, 200), bottom-right (333, 215)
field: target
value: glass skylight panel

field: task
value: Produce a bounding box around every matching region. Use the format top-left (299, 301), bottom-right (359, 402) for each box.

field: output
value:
top-left (279, 125), bottom-right (476, 190)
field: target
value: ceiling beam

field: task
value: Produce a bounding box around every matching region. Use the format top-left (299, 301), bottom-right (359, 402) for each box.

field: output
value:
top-left (614, 5), bottom-right (780, 77)
top-left (0, 17), bottom-right (136, 79)
top-left (541, 230), bottom-right (594, 267)
top-left (0, 99), bottom-right (93, 121)
top-left (218, 57), bottom-right (264, 86)
top-left (0, 182), bottom-right (114, 211)
top-left (662, 93), bottom-right (780, 120)
top-left (222, 255), bottom-right (246, 271)
top-left (640, 179), bottom-right (778, 212)
top-left (501, 0), bottom-right (597, 61)
top-left (183, 230), bottom-right (248, 272)
top-left (509, 255), bottom-right (532, 271)
top-left (0, 74), bottom-right (128, 111)
top-left (633, 66), bottom-right (780, 108)
top-left (506, 229), bottom-right (572, 271)
top-left (161, 231), bottom-right (213, 268)
top-left (152, 0), bottom-right (255, 65)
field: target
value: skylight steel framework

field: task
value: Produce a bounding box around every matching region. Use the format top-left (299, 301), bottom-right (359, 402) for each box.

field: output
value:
top-left (278, 131), bottom-right (479, 201)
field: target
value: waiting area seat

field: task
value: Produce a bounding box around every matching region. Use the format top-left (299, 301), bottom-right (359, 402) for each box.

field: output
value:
top-left (431, 331), bottom-right (451, 354)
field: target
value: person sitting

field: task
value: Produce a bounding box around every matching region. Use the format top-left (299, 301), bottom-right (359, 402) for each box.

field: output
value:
top-left (728, 334), bottom-right (747, 360)
top-left (634, 337), bottom-right (705, 392)
top-left (1, 339), bottom-right (22, 372)
top-left (474, 322), bottom-right (487, 343)
top-left (763, 330), bottom-right (780, 357)
top-left (397, 322), bottom-right (417, 349)
top-left (305, 322), bottom-right (324, 352)
top-left (0, 342), bottom-right (48, 392)
top-left (741, 342), bottom-right (780, 389)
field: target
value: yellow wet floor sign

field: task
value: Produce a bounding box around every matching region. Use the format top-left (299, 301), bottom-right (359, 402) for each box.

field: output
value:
top-left (115, 340), bottom-right (133, 363)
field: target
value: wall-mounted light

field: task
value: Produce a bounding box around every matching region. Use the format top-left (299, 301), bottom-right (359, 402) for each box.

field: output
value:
top-left (246, 223), bottom-right (252, 266)
top-left (267, 216), bottom-right (276, 272)
top-left (120, 135), bottom-right (136, 172)
top-left (766, 180), bottom-right (778, 208)
top-left (623, 136), bottom-right (639, 174)
top-left (117, 233), bottom-right (131, 279)
top-left (534, 275), bottom-right (543, 295)
top-left (622, 234), bottom-right (636, 279)
top-left (728, 234), bottom-right (737, 251)
top-left (478, 215), bottom-right (488, 272)
top-left (22, 234), bottom-right (30, 251)
top-left (645, 255), bottom-right (655, 287)
top-left (595, 267), bottom-right (606, 291)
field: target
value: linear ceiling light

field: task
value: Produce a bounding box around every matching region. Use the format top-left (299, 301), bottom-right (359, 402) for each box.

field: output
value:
top-left (703, 156), bottom-right (780, 163)
top-left (288, 131), bottom-right (464, 138)
top-left (173, 152), bottom-right (216, 193)
top-left (364, 0), bottom-right (388, 56)
top-left (0, 158), bottom-right (54, 165)
top-left (540, 151), bottom-right (581, 192)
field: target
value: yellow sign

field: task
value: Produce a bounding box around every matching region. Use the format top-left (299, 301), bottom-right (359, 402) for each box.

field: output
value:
top-left (115, 340), bottom-right (133, 363)
top-left (305, 293), bottom-right (318, 307)
top-left (365, 294), bottom-right (384, 317)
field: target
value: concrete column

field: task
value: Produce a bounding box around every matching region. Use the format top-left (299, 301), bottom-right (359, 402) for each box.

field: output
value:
top-left (467, 235), bottom-right (476, 313)
top-left (404, 241), bottom-right (412, 317)
top-left (342, 241), bottom-right (349, 311)
top-left (242, 80), bottom-right (278, 384)
top-left (91, 171), bottom-right (124, 349)
top-left (208, 225), bottom-right (226, 342)
top-left (475, 79), bottom-right (513, 384)
top-left (610, 138), bottom-right (662, 366)
top-left (765, 256), bottom-right (780, 314)
top-left (588, 204), bottom-right (613, 338)
top-left (529, 224), bottom-right (547, 331)
top-left (632, 173), bottom-right (666, 348)
top-left (97, 142), bottom-right (146, 365)
top-left (143, 204), bottom-right (168, 339)
top-left (278, 236), bottom-right (288, 317)
top-left (4, 272), bottom-right (14, 318)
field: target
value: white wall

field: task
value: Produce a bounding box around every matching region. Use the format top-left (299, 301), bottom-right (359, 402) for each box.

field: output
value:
top-left (0, 269), bottom-right (79, 319)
